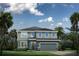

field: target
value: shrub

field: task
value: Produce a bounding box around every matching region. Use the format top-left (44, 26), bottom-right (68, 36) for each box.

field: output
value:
top-left (59, 40), bottom-right (73, 50)
top-left (15, 48), bottom-right (29, 51)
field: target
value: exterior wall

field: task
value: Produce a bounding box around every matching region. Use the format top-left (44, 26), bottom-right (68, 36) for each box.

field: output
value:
top-left (17, 40), bottom-right (28, 48)
top-left (27, 32), bottom-right (57, 39)
top-left (17, 30), bottom-right (58, 50)
top-left (17, 31), bottom-right (28, 40)
top-left (17, 31), bottom-right (28, 49)
top-left (17, 31), bottom-right (57, 39)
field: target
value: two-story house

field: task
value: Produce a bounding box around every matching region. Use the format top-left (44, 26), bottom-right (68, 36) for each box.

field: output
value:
top-left (17, 27), bottom-right (60, 51)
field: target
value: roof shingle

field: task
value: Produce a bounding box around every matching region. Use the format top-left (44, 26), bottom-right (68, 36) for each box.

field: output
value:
top-left (20, 27), bottom-right (54, 31)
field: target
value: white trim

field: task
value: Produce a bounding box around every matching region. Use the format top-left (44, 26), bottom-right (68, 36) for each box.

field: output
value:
top-left (17, 30), bottom-right (58, 32)
top-left (37, 40), bottom-right (61, 41)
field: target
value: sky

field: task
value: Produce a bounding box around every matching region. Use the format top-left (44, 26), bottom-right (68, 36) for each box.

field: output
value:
top-left (0, 3), bottom-right (79, 32)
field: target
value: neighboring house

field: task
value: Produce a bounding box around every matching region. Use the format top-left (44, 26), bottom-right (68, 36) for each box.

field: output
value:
top-left (17, 27), bottom-right (60, 51)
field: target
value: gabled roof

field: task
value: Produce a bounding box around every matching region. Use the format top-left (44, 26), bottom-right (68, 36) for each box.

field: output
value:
top-left (20, 27), bottom-right (54, 31)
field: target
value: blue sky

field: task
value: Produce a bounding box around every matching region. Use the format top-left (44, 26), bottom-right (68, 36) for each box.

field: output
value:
top-left (0, 3), bottom-right (79, 32)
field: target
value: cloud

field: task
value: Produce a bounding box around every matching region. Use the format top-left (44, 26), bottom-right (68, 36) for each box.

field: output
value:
top-left (10, 21), bottom-right (25, 30)
top-left (52, 4), bottom-right (56, 8)
top-left (38, 16), bottom-right (54, 23)
top-left (63, 4), bottom-right (74, 8)
top-left (70, 5), bottom-right (74, 8)
top-left (56, 22), bottom-right (63, 27)
top-left (19, 21), bottom-right (24, 25)
top-left (38, 3), bottom-right (45, 6)
top-left (56, 17), bottom-right (69, 28)
top-left (63, 4), bottom-right (69, 7)
top-left (63, 17), bottom-right (69, 22)
top-left (50, 24), bottom-right (54, 26)
top-left (5, 3), bottom-right (44, 16)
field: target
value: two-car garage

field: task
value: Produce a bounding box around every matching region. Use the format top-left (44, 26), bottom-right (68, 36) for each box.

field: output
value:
top-left (28, 40), bottom-right (59, 51)
top-left (38, 42), bottom-right (59, 51)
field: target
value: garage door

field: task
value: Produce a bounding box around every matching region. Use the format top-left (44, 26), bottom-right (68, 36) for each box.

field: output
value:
top-left (40, 42), bottom-right (58, 51)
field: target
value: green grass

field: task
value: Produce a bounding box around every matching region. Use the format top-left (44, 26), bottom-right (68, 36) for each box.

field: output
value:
top-left (1, 50), bottom-right (58, 56)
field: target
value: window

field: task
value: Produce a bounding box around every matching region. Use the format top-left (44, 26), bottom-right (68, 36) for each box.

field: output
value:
top-left (22, 42), bottom-right (24, 47)
top-left (38, 32), bottom-right (41, 37)
top-left (25, 43), bottom-right (26, 47)
top-left (31, 32), bottom-right (36, 38)
top-left (32, 32), bottom-right (35, 37)
top-left (18, 32), bottom-right (21, 33)
top-left (20, 32), bottom-right (27, 38)
top-left (18, 42), bottom-right (20, 47)
top-left (28, 32), bottom-right (35, 37)
top-left (22, 42), bottom-right (26, 47)
top-left (46, 32), bottom-right (48, 37)
top-left (52, 33), bottom-right (54, 36)
top-left (38, 43), bottom-right (41, 49)
top-left (53, 33), bottom-right (57, 38)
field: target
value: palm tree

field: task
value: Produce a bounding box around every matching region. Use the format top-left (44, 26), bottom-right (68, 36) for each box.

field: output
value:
top-left (9, 29), bottom-right (17, 49)
top-left (55, 27), bottom-right (64, 50)
top-left (70, 12), bottom-right (79, 55)
top-left (0, 11), bottom-right (13, 55)
top-left (70, 12), bottom-right (79, 31)
top-left (55, 27), bottom-right (64, 39)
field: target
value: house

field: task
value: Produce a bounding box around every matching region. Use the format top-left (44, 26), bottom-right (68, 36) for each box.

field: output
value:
top-left (17, 27), bottom-right (60, 51)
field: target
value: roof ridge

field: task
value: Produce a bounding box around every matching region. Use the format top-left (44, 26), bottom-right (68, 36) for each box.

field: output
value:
top-left (20, 26), bottom-right (54, 31)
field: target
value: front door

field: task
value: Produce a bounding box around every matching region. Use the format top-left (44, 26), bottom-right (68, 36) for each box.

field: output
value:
top-left (29, 41), bottom-right (37, 50)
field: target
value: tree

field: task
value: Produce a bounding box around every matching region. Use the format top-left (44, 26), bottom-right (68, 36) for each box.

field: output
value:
top-left (70, 12), bottom-right (79, 31)
top-left (10, 29), bottom-right (17, 39)
top-left (67, 32), bottom-right (78, 50)
top-left (0, 11), bottom-right (13, 55)
top-left (9, 29), bottom-right (17, 49)
top-left (70, 12), bottom-right (79, 55)
top-left (55, 27), bottom-right (64, 50)
top-left (55, 27), bottom-right (64, 39)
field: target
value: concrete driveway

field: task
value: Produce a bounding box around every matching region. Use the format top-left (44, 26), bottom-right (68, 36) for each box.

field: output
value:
top-left (28, 50), bottom-right (76, 56)
top-left (48, 50), bottom-right (76, 56)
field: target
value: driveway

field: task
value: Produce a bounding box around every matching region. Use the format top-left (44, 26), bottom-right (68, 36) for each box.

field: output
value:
top-left (48, 50), bottom-right (76, 56)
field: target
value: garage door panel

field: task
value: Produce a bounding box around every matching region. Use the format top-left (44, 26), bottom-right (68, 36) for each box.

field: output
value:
top-left (40, 42), bottom-right (58, 51)
top-left (40, 42), bottom-right (57, 44)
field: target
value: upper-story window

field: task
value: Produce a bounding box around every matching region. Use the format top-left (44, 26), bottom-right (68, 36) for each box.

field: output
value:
top-left (54, 32), bottom-right (57, 37)
top-left (52, 32), bottom-right (55, 36)
top-left (46, 32), bottom-right (48, 37)
top-left (20, 32), bottom-right (27, 38)
top-left (32, 32), bottom-right (35, 37)
top-left (51, 32), bottom-right (57, 38)
top-left (30, 32), bottom-right (36, 38)
top-left (38, 32), bottom-right (42, 38)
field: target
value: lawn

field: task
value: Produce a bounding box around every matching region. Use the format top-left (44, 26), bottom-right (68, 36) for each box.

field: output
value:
top-left (1, 50), bottom-right (58, 56)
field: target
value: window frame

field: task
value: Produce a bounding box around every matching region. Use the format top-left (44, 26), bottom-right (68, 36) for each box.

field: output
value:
top-left (38, 32), bottom-right (42, 38)
top-left (45, 32), bottom-right (48, 38)
top-left (20, 32), bottom-right (27, 38)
